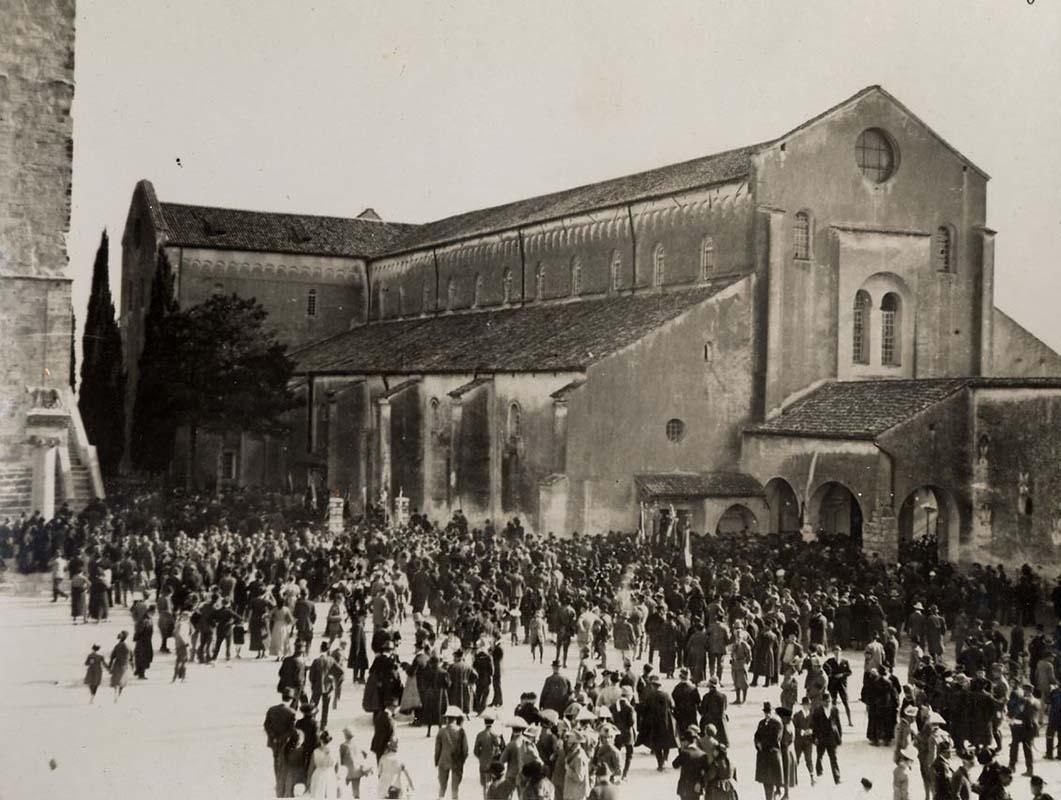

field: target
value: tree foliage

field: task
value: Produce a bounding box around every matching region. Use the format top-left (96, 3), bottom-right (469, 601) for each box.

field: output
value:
top-left (165, 293), bottom-right (300, 439)
top-left (129, 248), bottom-right (179, 473)
top-left (77, 230), bottom-right (126, 475)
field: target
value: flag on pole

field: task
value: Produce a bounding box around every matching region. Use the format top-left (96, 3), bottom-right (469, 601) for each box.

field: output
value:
top-left (683, 520), bottom-right (693, 570)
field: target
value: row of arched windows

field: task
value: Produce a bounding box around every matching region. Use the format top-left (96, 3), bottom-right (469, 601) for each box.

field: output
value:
top-left (852, 290), bottom-right (902, 366)
top-left (379, 236), bottom-right (720, 316)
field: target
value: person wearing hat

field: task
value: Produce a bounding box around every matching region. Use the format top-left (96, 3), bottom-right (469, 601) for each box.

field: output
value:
top-left (755, 702), bottom-right (785, 797)
top-left (435, 706), bottom-right (470, 800)
top-left (792, 696), bottom-right (816, 786)
top-left (593, 722), bottom-right (622, 782)
top-left (893, 703), bottom-right (917, 764)
top-left (907, 602), bottom-right (926, 648)
top-left (893, 745), bottom-right (917, 800)
top-left (107, 630), bottom-right (132, 702)
top-left (672, 667), bottom-right (701, 734)
top-left (278, 640), bottom-right (308, 709)
top-left (637, 671), bottom-right (679, 770)
top-left (1031, 774), bottom-right (1055, 800)
top-left (541, 660), bottom-right (573, 715)
top-left (338, 727), bottom-right (373, 800)
top-left (1008, 682), bottom-right (1041, 777)
top-left (446, 649), bottom-right (477, 716)
top-left (587, 761), bottom-right (618, 800)
top-left (264, 688), bottom-right (298, 795)
top-left (473, 710), bottom-right (506, 798)
top-left (672, 725), bottom-right (710, 800)
top-left (952, 747), bottom-right (977, 799)
top-left (699, 676), bottom-right (729, 748)
top-left (295, 702), bottom-right (320, 773)
top-left (608, 686), bottom-right (638, 781)
top-left (811, 692), bottom-right (843, 785)
top-left (930, 735), bottom-right (955, 800)
top-left (83, 643), bottom-right (107, 703)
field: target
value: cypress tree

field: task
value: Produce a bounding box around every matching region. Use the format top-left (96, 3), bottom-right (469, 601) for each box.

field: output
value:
top-left (69, 311), bottom-right (76, 392)
top-left (129, 248), bottom-right (179, 473)
top-left (77, 231), bottom-right (126, 476)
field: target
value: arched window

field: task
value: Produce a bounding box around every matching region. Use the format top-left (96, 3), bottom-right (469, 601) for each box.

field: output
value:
top-left (429, 397), bottom-right (441, 434)
top-left (853, 290), bottom-right (871, 364)
top-left (446, 278), bottom-right (456, 311)
top-left (700, 236), bottom-right (716, 279)
top-left (934, 226), bottom-right (952, 272)
top-left (881, 293), bottom-right (901, 366)
top-left (502, 269), bottom-right (513, 304)
top-left (793, 212), bottom-right (811, 260)
top-left (508, 402), bottom-right (522, 440)
top-left (571, 257), bottom-right (582, 296)
top-left (213, 282), bottom-right (225, 296)
top-left (306, 288), bottom-right (317, 317)
top-left (421, 280), bottom-right (431, 313)
top-left (472, 273), bottom-right (482, 308)
top-left (665, 418), bottom-right (686, 443)
top-left (611, 250), bottom-right (623, 292)
top-left (536, 262), bottom-right (545, 300)
top-left (653, 243), bottom-right (665, 288)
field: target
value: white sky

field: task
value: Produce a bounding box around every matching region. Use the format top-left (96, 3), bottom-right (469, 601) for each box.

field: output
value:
top-left (70, 0), bottom-right (1061, 349)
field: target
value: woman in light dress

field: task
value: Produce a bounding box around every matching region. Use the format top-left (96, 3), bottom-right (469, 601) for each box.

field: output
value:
top-left (270, 602), bottom-right (295, 660)
top-left (308, 730), bottom-right (339, 798)
top-left (375, 738), bottom-right (414, 799)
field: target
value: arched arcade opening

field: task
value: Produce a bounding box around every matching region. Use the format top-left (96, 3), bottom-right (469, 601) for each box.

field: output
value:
top-left (810, 481), bottom-right (863, 546)
top-left (898, 485), bottom-right (961, 563)
top-left (765, 477), bottom-right (801, 534)
top-left (716, 503), bottom-right (760, 535)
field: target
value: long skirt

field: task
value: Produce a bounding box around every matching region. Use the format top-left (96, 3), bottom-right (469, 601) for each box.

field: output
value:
top-left (270, 622), bottom-right (290, 657)
top-left (399, 677), bottom-right (421, 713)
top-left (71, 587), bottom-right (86, 619)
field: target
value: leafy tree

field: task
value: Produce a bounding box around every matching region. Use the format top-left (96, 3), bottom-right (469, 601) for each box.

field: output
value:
top-left (77, 230), bottom-right (126, 475)
top-left (162, 293), bottom-right (299, 488)
top-left (129, 249), bottom-right (179, 473)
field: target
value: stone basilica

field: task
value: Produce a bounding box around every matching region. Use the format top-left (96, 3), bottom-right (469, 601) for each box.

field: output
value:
top-left (120, 86), bottom-right (1061, 568)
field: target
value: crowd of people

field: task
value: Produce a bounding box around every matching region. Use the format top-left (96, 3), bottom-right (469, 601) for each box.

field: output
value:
top-left (4, 485), bottom-right (1061, 799)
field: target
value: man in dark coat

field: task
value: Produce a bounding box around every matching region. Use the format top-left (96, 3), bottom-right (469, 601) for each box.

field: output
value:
top-left (811, 692), bottom-right (843, 784)
top-left (472, 644), bottom-right (494, 714)
top-left (672, 727), bottom-right (710, 800)
top-left (278, 641), bottom-right (307, 707)
top-left (293, 591), bottom-right (316, 649)
top-left (540, 660), bottom-right (572, 714)
top-left (754, 702), bottom-right (784, 795)
top-left (309, 641), bottom-right (339, 728)
top-left (295, 703), bottom-right (320, 771)
top-left (671, 667), bottom-right (701, 734)
top-left (636, 673), bottom-right (678, 770)
top-left (446, 650), bottom-right (477, 714)
top-left (699, 676), bottom-right (729, 746)
top-left (264, 690), bottom-right (297, 796)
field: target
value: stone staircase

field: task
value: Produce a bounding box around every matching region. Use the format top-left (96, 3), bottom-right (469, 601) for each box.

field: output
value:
top-left (68, 452), bottom-right (95, 512)
top-left (0, 464), bottom-right (33, 520)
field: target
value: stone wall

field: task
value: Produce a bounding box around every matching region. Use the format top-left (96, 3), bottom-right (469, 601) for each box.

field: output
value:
top-left (0, 0), bottom-right (76, 458)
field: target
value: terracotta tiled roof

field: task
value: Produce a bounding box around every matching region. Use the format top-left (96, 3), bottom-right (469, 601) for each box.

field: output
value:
top-left (387, 145), bottom-right (761, 254)
top-left (159, 202), bottom-right (416, 258)
top-left (635, 472), bottom-right (765, 499)
top-left (748, 379), bottom-right (972, 440)
top-left (292, 280), bottom-right (739, 375)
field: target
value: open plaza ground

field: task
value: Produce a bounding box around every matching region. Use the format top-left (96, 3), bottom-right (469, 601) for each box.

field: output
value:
top-left (0, 580), bottom-right (1058, 800)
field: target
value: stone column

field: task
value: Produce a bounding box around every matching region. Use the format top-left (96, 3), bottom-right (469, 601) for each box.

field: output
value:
top-left (377, 398), bottom-right (391, 507)
top-left (448, 398), bottom-right (463, 511)
top-left (979, 228), bottom-right (996, 377)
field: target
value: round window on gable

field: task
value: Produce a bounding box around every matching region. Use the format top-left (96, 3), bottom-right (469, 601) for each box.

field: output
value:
top-left (665, 418), bottom-right (686, 444)
top-left (855, 128), bottom-right (898, 183)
